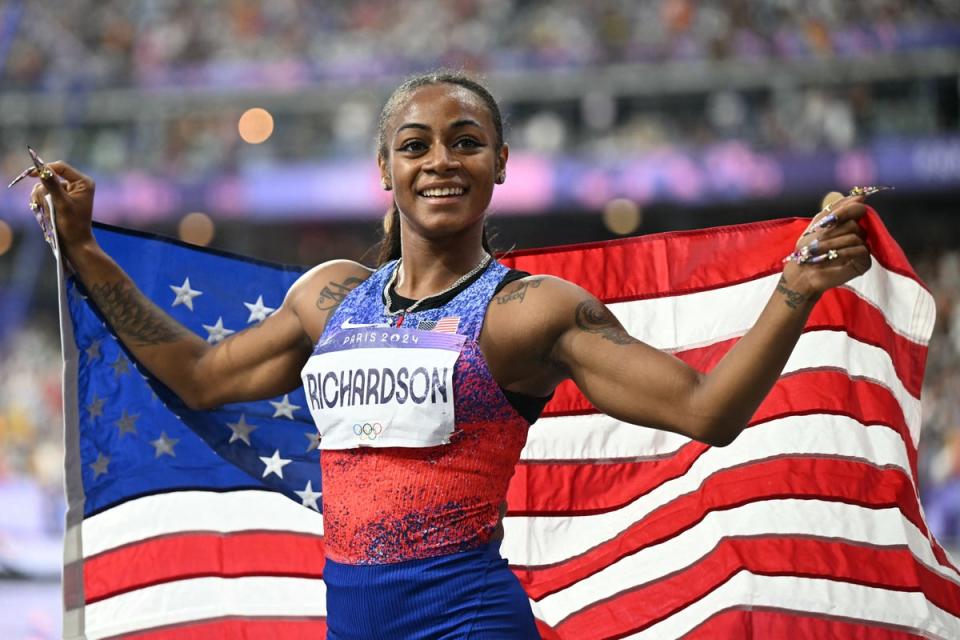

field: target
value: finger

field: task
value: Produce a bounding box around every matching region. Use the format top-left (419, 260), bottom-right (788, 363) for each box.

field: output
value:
top-left (30, 182), bottom-right (49, 211)
top-left (832, 199), bottom-right (867, 221)
top-left (808, 245), bottom-right (870, 266)
top-left (818, 219), bottom-right (866, 242)
top-left (46, 160), bottom-right (92, 185)
top-left (820, 191), bottom-right (844, 211)
top-left (804, 233), bottom-right (865, 254)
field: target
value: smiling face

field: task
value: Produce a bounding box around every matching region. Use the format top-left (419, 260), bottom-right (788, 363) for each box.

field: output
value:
top-left (378, 83), bottom-right (508, 244)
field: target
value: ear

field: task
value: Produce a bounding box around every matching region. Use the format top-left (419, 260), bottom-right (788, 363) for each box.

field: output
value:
top-left (377, 154), bottom-right (392, 191)
top-left (495, 143), bottom-right (509, 184)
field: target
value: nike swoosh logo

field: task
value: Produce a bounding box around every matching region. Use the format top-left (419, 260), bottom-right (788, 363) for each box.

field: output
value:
top-left (340, 319), bottom-right (390, 330)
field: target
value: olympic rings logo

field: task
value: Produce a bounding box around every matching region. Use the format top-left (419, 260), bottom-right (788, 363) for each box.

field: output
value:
top-left (353, 422), bottom-right (384, 440)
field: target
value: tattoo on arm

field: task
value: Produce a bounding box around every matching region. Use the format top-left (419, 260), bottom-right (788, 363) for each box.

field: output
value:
top-left (315, 276), bottom-right (364, 312)
top-left (574, 300), bottom-right (639, 345)
top-left (88, 281), bottom-right (190, 346)
top-left (775, 275), bottom-right (816, 310)
top-left (494, 278), bottom-right (544, 305)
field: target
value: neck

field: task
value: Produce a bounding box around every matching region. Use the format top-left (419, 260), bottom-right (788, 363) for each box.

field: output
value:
top-left (394, 225), bottom-right (488, 300)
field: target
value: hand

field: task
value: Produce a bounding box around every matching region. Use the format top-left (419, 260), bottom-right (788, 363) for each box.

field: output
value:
top-left (781, 194), bottom-right (872, 297)
top-left (28, 160), bottom-right (97, 253)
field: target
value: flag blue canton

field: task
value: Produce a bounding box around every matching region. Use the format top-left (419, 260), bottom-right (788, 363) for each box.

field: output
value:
top-left (71, 224), bottom-right (322, 517)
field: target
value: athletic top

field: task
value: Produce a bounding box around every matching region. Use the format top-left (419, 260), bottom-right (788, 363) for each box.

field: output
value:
top-left (305, 259), bottom-right (537, 565)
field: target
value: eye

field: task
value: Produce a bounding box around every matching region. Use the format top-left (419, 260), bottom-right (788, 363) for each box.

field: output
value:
top-left (397, 139), bottom-right (427, 153)
top-left (454, 137), bottom-right (483, 150)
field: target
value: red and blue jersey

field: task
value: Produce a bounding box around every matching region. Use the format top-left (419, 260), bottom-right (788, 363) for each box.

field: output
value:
top-left (307, 260), bottom-right (533, 565)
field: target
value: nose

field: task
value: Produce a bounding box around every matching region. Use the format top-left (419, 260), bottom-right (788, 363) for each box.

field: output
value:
top-left (423, 144), bottom-right (461, 174)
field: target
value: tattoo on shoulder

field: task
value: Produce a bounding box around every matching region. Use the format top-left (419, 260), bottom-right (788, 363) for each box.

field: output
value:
top-left (574, 300), bottom-right (638, 345)
top-left (88, 281), bottom-right (189, 346)
top-left (494, 277), bottom-right (545, 305)
top-left (775, 275), bottom-right (815, 310)
top-left (315, 276), bottom-right (364, 312)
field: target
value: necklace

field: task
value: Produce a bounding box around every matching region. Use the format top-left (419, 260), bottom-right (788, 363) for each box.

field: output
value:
top-left (383, 253), bottom-right (491, 320)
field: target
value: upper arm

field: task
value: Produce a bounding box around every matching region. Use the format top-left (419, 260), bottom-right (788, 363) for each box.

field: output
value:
top-left (192, 260), bottom-right (371, 408)
top-left (486, 276), bottom-right (710, 440)
top-left (548, 286), bottom-right (709, 437)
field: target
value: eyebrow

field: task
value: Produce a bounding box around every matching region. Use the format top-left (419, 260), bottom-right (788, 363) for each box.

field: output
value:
top-left (396, 118), bottom-right (483, 136)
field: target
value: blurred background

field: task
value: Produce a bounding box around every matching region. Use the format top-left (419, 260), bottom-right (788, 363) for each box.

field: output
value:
top-left (0, 1), bottom-right (959, 636)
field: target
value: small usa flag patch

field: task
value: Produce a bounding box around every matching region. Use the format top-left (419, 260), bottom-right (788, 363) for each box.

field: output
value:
top-left (417, 316), bottom-right (460, 333)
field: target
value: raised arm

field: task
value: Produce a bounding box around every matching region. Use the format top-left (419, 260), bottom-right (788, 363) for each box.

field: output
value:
top-left (484, 196), bottom-right (870, 446)
top-left (29, 160), bottom-right (370, 410)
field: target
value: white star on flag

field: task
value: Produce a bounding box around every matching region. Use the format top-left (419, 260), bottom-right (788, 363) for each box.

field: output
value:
top-left (202, 317), bottom-right (235, 343)
top-left (90, 453), bottom-right (110, 478)
top-left (226, 414), bottom-right (257, 446)
top-left (259, 449), bottom-right (292, 479)
top-left (170, 277), bottom-right (203, 311)
top-left (269, 394), bottom-right (301, 420)
top-left (243, 295), bottom-right (276, 323)
top-left (150, 431), bottom-right (179, 457)
top-left (295, 480), bottom-right (322, 511)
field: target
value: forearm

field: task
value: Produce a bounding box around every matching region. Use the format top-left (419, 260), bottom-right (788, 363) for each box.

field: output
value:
top-left (690, 272), bottom-right (817, 445)
top-left (67, 240), bottom-right (211, 406)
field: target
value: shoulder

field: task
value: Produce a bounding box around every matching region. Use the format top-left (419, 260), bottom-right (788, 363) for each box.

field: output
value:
top-left (285, 259), bottom-right (374, 336)
top-left (491, 274), bottom-right (592, 315)
top-left (486, 274), bottom-right (596, 346)
top-left (481, 274), bottom-right (599, 394)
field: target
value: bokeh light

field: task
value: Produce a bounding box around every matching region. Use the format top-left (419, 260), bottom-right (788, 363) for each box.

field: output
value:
top-left (238, 108), bottom-right (274, 144)
top-left (602, 198), bottom-right (641, 236)
top-left (178, 212), bottom-right (215, 246)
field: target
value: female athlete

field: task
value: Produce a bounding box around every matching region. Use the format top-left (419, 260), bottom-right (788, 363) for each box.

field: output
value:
top-left (26, 71), bottom-right (871, 638)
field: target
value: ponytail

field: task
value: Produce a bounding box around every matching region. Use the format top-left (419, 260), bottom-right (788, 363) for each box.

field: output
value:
top-left (376, 202), bottom-right (402, 266)
top-left (374, 203), bottom-right (496, 267)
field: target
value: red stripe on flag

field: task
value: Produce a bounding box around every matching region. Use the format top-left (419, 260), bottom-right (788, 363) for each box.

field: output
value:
top-left (500, 210), bottom-right (924, 302)
top-left (555, 537), bottom-right (960, 638)
top-left (122, 617), bottom-right (327, 640)
top-left (84, 531), bottom-right (325, 603)
top-left (514, 457), bottom-right (930, 600)
top-left (686, 608), bottom-right (932, 640)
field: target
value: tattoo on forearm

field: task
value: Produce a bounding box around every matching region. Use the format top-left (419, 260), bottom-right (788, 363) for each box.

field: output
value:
top-left (574, 300), bottom-right (638, 345)
top-left (315, 276), bottom-right (364, 311)
top-left (494, 278), bottom-right (544, 305)
top-left (775, 275), bottom-right (814, 310)
top-left (88, 281), bottom-right (189, 345)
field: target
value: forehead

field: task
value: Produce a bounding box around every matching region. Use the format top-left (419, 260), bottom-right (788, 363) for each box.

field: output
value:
top-left (387, 83), bottom-right (494, 135)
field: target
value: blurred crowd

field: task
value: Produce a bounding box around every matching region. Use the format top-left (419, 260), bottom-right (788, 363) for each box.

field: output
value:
top-left (917, 249), bottom-right (960, 549)
top-left (0, 0), bottom-right (958, 182)
top-left (3, 0), bottom-right (959, 91)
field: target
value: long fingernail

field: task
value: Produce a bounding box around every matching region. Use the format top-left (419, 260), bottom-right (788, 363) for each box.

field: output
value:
top-left (848, 185), bottom-right (894, 197)
top-left (816, 213), bottom-right (838, 229)
top-left (6, 166), bottom-right (35, 189)
top-left (27, 145), bottom-right (45, 172)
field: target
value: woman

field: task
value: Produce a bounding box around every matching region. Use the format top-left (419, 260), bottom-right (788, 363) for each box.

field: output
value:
top-left (27, 71), bottom-right (870, 638)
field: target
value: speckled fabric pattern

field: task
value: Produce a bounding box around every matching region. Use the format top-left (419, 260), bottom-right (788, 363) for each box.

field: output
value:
top-left (315, 259), bottom-right (531, 565)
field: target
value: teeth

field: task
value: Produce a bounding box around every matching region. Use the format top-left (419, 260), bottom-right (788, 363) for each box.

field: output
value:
top-left (421, 187), bottom-right (464, 197)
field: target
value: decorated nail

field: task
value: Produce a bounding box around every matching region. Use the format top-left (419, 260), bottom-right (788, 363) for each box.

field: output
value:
top-left (848, 185), bottom-right (893, 197)
top-left (7, 165), bottom-right (36, 189)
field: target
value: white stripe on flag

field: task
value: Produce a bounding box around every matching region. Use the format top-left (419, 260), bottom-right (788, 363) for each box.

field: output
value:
top-left (607, 265), bottom-right (933, 351)
top-left (81, 490), bottom-right (323, 558)
top-left (503, 413), bottom-right (912, 566)
top-left (83, 576), bottom-right (326, 639)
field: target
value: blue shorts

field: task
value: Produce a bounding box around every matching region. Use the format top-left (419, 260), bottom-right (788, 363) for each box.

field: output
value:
top-left (324, 540), bottom-right (540, 639)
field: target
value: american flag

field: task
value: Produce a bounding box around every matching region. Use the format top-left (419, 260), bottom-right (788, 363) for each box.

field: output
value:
top-left (417, 315), bottom-right (461, 333)
top-left (55, 211), bottom-right (958, 639)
